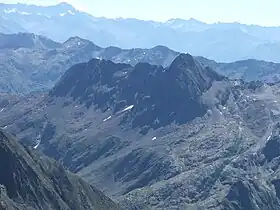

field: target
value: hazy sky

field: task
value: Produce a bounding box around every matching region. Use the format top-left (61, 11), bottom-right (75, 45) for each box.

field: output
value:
top-left (2, 0), bottom-right (280, 26)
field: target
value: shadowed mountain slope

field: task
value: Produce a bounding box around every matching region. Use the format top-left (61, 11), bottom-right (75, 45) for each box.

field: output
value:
top-left (0, 129), bottom-right (121, 210)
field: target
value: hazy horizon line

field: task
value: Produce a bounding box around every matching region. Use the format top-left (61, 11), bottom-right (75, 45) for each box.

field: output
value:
top-left (2, 1), bottom-right (280, 27)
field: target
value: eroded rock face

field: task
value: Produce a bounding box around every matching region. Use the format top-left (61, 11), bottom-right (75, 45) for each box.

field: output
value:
top-left (221, 180), bottom-right (280, 210)
top-left (51, 53), bottom-right (223, 131)
top-left (0, 129), bottom-right (120, 210)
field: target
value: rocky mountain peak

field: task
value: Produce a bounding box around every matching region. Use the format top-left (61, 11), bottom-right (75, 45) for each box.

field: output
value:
top-left (50, 54), bottom-right (225, 131)
top-left (56, 2), bottom-right (75, 10)
top-left (168, 53), bottom-right (224, 95)
top-left (151, 45), bottom-right (173, 54)
top-left (63, 36), bottom-right (101, 50)
top-left (170, 53), bottom-right (196, 68)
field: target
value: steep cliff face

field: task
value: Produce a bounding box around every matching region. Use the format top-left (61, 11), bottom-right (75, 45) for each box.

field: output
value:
top-left (0, 129), bottom-right (120, 210)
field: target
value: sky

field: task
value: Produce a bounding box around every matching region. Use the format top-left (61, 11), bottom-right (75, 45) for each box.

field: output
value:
top-left (2, 0), bottom-right (280, 26)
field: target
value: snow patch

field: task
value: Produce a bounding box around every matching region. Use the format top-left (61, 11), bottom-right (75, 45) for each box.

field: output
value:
top-left (33, 123), bottom-right (47, 149)
top-left (233, 81), bottom-right (240, 86)
top-left (36, 13), bottom-right (50, 18)
top-left (274, 101), bottom-right (278, 103)
top-left (78, 42), bottom-right (81, 46)
top-left (103, 116), bottom-right (112, 122)
top-left (121, 105), bottom-right (134, 112)
top-left (241, 28), bottom-right (248, 34)
top-left (68, 10), bottom-right (75, 15)
top-left (4, 8), bottom-right (17, 14)
top-left (232, 156), bottom-right (239, 162)
top-left (267, 134), bottom-right (272, 141)
top-left (34, 138), bottom-right (41, 149)
top-left (34, 143), bottom-right (40, 149)
top-left (0, 108), bottom-right (4, 112)
top-left (60, 13), bottom-right (66, 16)
top-left (19, 12), bottom-right (31, 15)
top-left (152, 137), bottom-right (157, 141)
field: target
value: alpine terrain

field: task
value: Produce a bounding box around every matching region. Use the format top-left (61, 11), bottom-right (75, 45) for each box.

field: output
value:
top-left (1, 54), bottom-right (280, 209)
top-left (1, 2), bottom-right (280, 210)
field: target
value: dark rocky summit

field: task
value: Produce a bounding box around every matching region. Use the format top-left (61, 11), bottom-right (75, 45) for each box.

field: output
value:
top-left (50, 53), bottom-right (224, 131)
top-left (0, 129), bottom-right (120, 210)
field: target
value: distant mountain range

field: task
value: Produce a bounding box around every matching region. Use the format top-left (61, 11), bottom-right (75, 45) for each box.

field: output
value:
top-left (2, 53), bottom-right (280, 209)
top-left (0, 33), bottom-right (179, 94)
top-left (1, 2), bottom-right (280, 62)
top-left (1, 32), bottom-right (280, 94)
